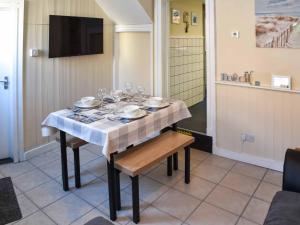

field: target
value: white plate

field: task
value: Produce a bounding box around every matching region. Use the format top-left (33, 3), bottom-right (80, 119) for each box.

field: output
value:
top-left (120, 109), bottom-right (147, 119)
top-left (143, 101), bottom-right (170, 109)
top-left (74, 100), bottom-right (101, 109)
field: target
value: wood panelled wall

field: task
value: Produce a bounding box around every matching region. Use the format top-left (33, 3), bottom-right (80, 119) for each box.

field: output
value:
top-left (216, 84), bottom-right (300, 162)
top-left (24, 0), bottom-right (114, 151)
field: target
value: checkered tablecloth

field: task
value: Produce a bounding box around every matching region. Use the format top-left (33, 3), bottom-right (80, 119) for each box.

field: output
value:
top-left (41, 100), bottom-right (191, 159)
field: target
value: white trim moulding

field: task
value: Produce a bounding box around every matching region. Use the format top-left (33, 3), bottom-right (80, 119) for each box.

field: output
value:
top-left (115, 24), bottom-right (153, 33)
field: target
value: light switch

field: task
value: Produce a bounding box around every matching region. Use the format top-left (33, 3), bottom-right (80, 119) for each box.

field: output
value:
top-left (231, 31), bottom-right (240, 39)
top-left (29, 49), bottom-right (39, 57)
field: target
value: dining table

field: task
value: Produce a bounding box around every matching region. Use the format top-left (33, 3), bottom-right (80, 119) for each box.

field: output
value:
top-left (41, 96), bottom-right (191, 221)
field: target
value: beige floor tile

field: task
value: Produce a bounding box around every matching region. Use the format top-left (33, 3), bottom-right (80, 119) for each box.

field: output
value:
top-left (174, 175), bottom-right (215, 200)
top-left (263, 170), bottom-right (283, 187)
top-left (254, 182), bottom-right (281, 202)
top-left (99, 191), bottom-right (149, 225)
top-left (237, 218), bottom-right (259, 225)
top-left (73, 178), bottom-right (109, 207)
top-left (191, 164), bottom-right (228, 183)
top-left (186, 202), bottom-right (238, 225)
top-left (243, 198), bottom-right (270, 225)
top-left (67, 149), bottom-right (100, 166)
top-left (26, 180), bottom-right (68, 208)
top-left (12, 169), bottom-right (51, 192)
top-left (14, 211), bottom-right (56, 225)
top-left (0, 162), bottom-right (35, 178)
top-left (231, 163), bottom-right (267, 180)
top-left (124, 176), bottom-right (170, 203)
top-left (191, 149), bottom-right (211, 161)
top-left (202, 155), bottom-right (236, 170)
top-left (220, 172), bottom-right (260, 195)
top-left (127, 206), bottom-right (182, 225)
top-left (172, 158), bottom-right (202, 171)
top-left (29, 150), bottom-right (61, 168)
top-left (55, 169), bottom-right (97, 189)
top-left (39, 160), bottom-right (74, 179)
top-left (147, 164), bottom-right (184, 186)
top-left (81, 157), bottom-right (107, 177)
top-left (205, 186), bottom-right (250, 215)
top-left (153, 189), bottom-right (200, 221)
top-left (43, 193), bottom-right (93, 225)
top-left (70, 208), bottom-right (119, 225)
top-left (101, 172), bottom-right (131, 190)
top-left (17, 194), bottom-right (39, 218)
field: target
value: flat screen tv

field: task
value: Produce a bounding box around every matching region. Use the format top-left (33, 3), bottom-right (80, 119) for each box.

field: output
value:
top-left (49, 15), bottom-right (103, 58)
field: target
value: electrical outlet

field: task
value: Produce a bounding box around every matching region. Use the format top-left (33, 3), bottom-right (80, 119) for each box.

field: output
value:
top-left (241, 133), bottom-right (255, 143)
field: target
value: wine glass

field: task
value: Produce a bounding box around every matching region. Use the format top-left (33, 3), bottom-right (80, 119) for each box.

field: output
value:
top-left (97, 88), bottom-right (107, 107)
top-left (137, 85), bottom-right (145, 105)
top-left (125, 82), bottom-right (133, 95)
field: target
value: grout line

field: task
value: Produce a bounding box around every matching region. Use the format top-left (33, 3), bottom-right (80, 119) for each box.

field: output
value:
top-left (182, 160), bottom-right (238, 225)
top-left (234, 169), bottom-right (269, 225)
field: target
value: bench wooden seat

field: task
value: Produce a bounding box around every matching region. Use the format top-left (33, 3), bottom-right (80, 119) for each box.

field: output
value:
top-left (115, 131), bottom-right (194, 224)
top-left (55, 135), bottom-right (87, 149)
top-left (56, 135), bottom-right (87, 188)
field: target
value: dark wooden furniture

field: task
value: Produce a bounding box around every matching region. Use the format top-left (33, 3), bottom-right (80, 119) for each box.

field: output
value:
top-left (56, 133), bottom-right (87, 190)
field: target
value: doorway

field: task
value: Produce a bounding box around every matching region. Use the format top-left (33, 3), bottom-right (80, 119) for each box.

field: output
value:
top-left (167, 0), bottom-right (212, 152)
top-left (0, 0), bottom-right (24, 163)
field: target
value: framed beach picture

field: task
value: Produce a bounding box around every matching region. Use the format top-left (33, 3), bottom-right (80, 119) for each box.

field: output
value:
top-left (172, 9), bottom-right (181, 24)
top-left (255, 0), bottom-right (300, 48)
top-left (191, 12), bottom-right (198, 26)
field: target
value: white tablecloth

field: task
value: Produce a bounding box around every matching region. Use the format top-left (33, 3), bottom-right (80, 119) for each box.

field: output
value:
top-left (41, 100), bottom-right (191, 159)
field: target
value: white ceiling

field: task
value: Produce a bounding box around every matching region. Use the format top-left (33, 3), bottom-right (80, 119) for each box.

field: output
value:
top-left (95, 0), bottom-right (152, 25)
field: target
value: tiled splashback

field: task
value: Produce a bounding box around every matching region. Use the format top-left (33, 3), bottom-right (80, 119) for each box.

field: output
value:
top-left (169, 36), bottom-right (205, 107)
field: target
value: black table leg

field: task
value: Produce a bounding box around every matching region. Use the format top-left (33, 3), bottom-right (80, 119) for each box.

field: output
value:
top-left (107, 154), bottom-right (117, 221)
top-left (131, 176), bottom-right (140, 224)
top-left (173, 152), bottom-right (178, 171)
top-left (73, 148), bottom-right (81, 188)
top-left (115, 169), bottom-right (121, 211)
top-left (184, 146), bottom-right (191, 184)
top-left (60, 131), bottom-right (69, 191)
top-left (167, 156), bottom-right (173, 176)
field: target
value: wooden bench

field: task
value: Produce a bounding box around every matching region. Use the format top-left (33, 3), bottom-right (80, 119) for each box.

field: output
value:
top-left (56, 135), bottom-right (87, 189)
top-left (115, 131), bottom-right (195, 223)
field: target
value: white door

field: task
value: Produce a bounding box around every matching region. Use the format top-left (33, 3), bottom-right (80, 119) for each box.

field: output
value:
top-left (0, 3), bottom-right (17, 160)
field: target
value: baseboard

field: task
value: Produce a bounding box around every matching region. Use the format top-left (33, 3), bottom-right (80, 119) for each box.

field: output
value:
top-left (214, 147), bottom-right (284, 172)
top-left (24, 141), bottom-right (59, 160)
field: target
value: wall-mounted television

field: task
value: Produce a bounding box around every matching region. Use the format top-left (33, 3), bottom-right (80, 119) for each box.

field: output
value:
top-left (49, 15), bottom-right (103, 58)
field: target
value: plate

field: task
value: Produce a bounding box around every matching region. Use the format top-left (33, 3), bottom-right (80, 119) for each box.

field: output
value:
top-left (120, 109), bottom-right (147, 119)
top-left (74, 100), bottom-right (101, 109)
top-left (143, 101), bottom-right (170, 109)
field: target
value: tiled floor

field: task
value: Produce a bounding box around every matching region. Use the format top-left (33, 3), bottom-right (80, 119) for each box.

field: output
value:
top-left (0, 145), bottom-right (283, 225)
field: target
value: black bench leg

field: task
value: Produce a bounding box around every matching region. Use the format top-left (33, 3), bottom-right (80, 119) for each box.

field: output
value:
top-left (73, 148), bottom-right (81, 188)
top-left (167, 156), bottom-right (173, 176)
top-left (107, 155), bottom-right (117, 221)
top-left (60, 131), bottom-right (69, 191)
top-left (131, 176), bottom-right (140, 224)
top-left (115, 169), bottom-right (121, 211)
top-left (185, 146), bottom-right (190, 184)
top-left (173, 153), bottom-right (178, 171)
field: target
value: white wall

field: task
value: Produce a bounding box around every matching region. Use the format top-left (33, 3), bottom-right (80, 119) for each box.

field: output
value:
top-left (117, 32), bottom-right (152, 94)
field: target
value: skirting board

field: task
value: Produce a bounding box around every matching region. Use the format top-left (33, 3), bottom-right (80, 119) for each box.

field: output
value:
top-left (23, 141), bottom-right (59, 160)
top-left (214, 147), bottom-right (284, 172)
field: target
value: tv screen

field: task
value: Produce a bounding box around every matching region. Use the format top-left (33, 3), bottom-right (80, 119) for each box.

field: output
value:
top-left (49, 15), bottom-right (103, 58)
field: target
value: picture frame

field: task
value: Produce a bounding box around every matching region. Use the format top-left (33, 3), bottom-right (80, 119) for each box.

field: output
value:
top-left (272, 75), bottom-right (291, 90)
top-left (172, 9), bottom-right (181, 24)
top-left (191, 12), bottom-right (198, 26)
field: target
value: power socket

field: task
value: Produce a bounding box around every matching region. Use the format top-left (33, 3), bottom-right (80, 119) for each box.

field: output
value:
top-left (241, 133), bottom-right (255, 143)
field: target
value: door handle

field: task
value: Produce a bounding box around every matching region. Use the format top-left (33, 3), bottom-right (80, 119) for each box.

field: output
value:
top-left (0, 76), bottom-right (8, 89)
